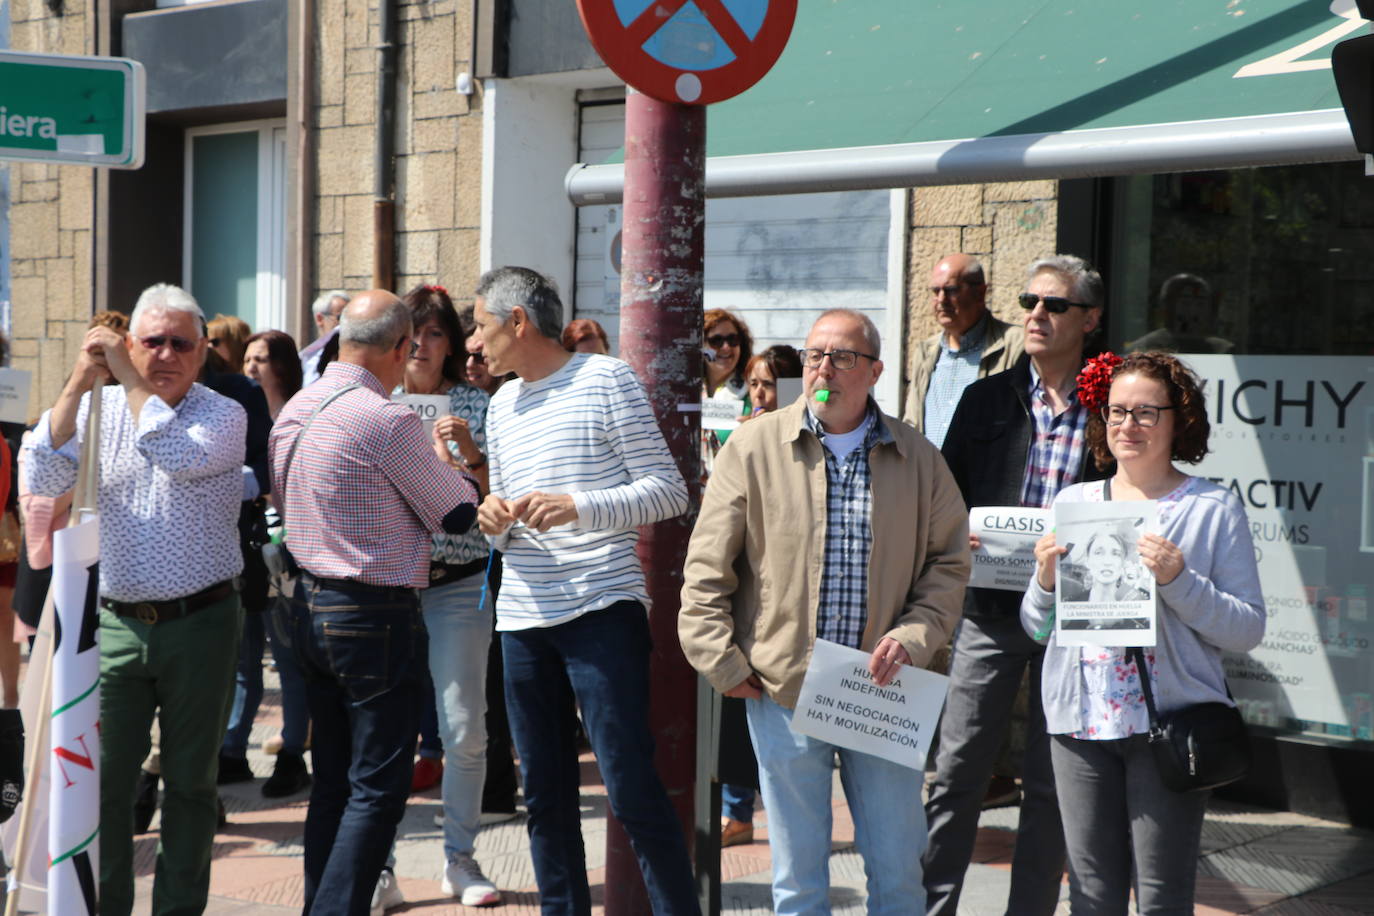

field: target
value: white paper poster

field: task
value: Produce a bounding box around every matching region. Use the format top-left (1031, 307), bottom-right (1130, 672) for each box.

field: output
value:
top-left (701, 395), bottom-right (744, 431)
top-left (968, 507), bottom-right (1051, 591)
top-left (393, 393), bottom-right (450, 436)
top-left (1186, 355), bottom-right (1374, 739)
top-left (0, 367), bottom-right (33, 424)
top-left (790, 639), bottom-right (949, 771)
top-left (1054, 500), bottom-right (1159, 647)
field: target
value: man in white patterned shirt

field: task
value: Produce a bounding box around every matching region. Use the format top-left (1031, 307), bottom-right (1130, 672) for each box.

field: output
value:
top-left (25, 283), bottom-right (246, 916)
top-left (680, 309), bottom-right (969, 916)
top-left (473, 266), bottom-right (698, 916)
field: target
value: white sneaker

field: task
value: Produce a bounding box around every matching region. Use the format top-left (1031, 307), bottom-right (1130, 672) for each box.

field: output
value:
top-left (442, 852), bottom-right (501, 906)
top-left (479, 810), bottom-right (519, 826)
top-left (369, 867), bottom-right (403, 915)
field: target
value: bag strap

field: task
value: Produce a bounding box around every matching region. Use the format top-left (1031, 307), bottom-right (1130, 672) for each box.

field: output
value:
top-left (278, 384), bottom-right (361, 498)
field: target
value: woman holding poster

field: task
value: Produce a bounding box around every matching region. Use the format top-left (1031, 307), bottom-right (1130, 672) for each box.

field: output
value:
top-left (1021, 351), bottom-right (1265, 914)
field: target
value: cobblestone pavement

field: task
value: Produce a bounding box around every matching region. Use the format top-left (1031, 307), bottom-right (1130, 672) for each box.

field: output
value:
top-left (110, 669), bottom-right (1373, 914)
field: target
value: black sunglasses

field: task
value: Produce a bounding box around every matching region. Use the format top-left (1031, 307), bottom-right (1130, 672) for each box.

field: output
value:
top-left (1018, 292), bottom-right (1094, 314)
top-left (706, 333), bottom-right (741, 349)
top-left (135, 334), bottom-right (198, 354)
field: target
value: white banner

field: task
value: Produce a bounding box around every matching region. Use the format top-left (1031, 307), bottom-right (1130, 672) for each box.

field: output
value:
top-left (49, 517), bottom-right (100, 915)
top-left (968, 507), bottom-right (1051, 591)
top-left (0, 368), bottom-right (32, 424)
top-left (701, 395), bottom-right (744, 432)
top-left (790, 639), bottom-right (948, 770)
top-left (1054, 500), bottom-right (1158, 647)
top-left (1187, 355), bottom-right (1374, 739)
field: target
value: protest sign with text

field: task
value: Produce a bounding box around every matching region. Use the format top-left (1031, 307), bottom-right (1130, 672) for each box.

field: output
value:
top-left (1054, 499), bottom-right (1159, 647)
top-left (969, 507), bottom-right (1050, 591)
top-left (790, 639), bottom-right (948, 770)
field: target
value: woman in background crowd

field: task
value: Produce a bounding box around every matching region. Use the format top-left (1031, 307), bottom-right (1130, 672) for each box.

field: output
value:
top-left (243, 330), bottom-right (304, 420)
top-left (701, 308), bottom-right (754, 477)
top-left (208, 314), bottom-right (252, 374)
top-left (744, 344), bottom-right (804, 415)
top-left (561, 318), bottom-right (610, 355)
top-left (1022, 351), bottom-right (1265, 914)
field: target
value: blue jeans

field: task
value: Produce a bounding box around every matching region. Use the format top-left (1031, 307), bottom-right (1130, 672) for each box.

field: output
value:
top-left (503, 601), bottom-right (699, 916)
top-left (222, 610), bottom-right (266, 758)
top-left (285, 576), bottom-right (425, 915)
top-left (266, 601), bottom-right (311, 755)
top-left (421, 572), bottom-right (492, 856)
top-left (721, 784), bottom-right (756, 823)
top-left (747, 695), bottom-right (927, 916)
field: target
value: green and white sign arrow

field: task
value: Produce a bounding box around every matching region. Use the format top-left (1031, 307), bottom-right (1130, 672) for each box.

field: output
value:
top-left (0, 49), bottom-right (145, 169)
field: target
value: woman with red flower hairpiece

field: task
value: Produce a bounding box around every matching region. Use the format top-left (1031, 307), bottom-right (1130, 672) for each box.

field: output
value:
top-left (1021, 351), bottom-right (1265, 914)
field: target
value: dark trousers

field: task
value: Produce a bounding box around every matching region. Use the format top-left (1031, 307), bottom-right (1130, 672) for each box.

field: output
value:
top-left (502, 601), bottom-right (699, 916)
top-left (284, 577), bottom-right (424, 915)
top-left (923, 613), bottom-right (1065, 916)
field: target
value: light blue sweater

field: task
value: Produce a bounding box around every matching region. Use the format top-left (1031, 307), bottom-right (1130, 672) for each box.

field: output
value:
top-left (1021, 477), bottom-right (1266, 734)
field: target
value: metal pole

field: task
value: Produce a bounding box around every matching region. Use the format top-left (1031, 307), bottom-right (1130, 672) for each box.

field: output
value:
top-left (606, 88), bottom-right (705, 915)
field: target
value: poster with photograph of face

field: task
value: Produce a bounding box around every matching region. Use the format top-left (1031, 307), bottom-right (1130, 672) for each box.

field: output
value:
top-left (1054, 499), bottom-right (1160, 647)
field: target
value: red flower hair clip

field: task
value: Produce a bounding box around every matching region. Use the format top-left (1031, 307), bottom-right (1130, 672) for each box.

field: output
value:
top-left (1076, 351), bottom-right (1123, 412)
top-left (426, 284), bottom-right (449, 296)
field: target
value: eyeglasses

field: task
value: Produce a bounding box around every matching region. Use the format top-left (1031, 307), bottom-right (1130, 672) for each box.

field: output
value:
top-left (706, 333), bottom-right (741, 349)
top-left (466, 352), bottom-right (486, 364)
top-left (798, 348), bottom-right (878, 371)
top-left (1018, 292), bottom-right (1093, 314)
top-left (1103, 404), bottom-right (1175, 428)
top-left (134, 334), bottom-right (198, 354)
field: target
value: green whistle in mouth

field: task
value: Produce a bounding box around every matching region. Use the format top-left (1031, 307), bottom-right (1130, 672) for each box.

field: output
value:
top-left (815, 389), bottom-right (830, 403)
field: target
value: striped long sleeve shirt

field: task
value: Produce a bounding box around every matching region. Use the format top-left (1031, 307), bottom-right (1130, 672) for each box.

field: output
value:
top-left (487, 353), bottom-right (688, 630)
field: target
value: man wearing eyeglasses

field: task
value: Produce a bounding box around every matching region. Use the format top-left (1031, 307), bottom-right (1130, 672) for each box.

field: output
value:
top-left (300, 290), bottom-right (350, 386)
top-left (269, 290), bottom-right (479, 914)
top-left (903, 254), bottom-right (1024, 447)
top-left (923, 255), bottom-right (1110, 916)
top-left (23, 283), bottom-right (248, 916)
top-left (681, 309), bottom-right (969, 915)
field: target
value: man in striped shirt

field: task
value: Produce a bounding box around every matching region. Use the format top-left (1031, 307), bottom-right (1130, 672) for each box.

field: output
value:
top-left (473, 266), bottom-right (698, 916)
top-left (924, 255), bottom-right (1108, 916)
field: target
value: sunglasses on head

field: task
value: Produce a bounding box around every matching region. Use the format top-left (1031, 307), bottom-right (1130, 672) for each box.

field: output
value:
top-left (135, 334), bottom-right (198, 354)
top-left (706, 333), bottom-right (741, 349)
top-left (1018, 292), bottom-right (1093, 314)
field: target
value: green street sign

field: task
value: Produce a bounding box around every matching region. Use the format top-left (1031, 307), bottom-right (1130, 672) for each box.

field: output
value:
top-left (0, 50), bottom-right (145, 169)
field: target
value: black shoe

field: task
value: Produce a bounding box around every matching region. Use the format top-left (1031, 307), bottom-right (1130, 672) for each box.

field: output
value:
top-left (261, 752), bottom-right (311, 798)
top-left (217, 795), bottom-right (228, 828)
top-left (217, 753), bottom-right (254, 785)
top-left (133, 769), bottom-right (159, 834)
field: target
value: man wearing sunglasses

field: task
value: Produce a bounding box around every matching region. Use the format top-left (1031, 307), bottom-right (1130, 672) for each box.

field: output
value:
top-left (903, 254), bottom-right (1024, 447)
top-left (23, 283), bottom-right (248, 916)
top-left (681, 309), bottom-right (968, 915)
top-left (923, 255), bottom-right (1109, 916)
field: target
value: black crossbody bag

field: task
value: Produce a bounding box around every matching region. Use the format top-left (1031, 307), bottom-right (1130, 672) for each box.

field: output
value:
top-left (1105, 478), bottom-right (1250, 793)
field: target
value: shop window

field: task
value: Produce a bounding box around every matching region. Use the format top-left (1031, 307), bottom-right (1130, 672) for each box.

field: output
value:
top-left (1110, 163), bottom-right (1374, 747)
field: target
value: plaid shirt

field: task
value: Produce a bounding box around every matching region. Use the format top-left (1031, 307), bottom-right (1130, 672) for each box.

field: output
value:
top-left (1019, 363), bottom-right (1088, 509)
top-left (269, 362), bottom-right (478, 588)
top-left (923, 314), bottom-right (990, 449)
top-left (805, 403), bottom-right (890, 649)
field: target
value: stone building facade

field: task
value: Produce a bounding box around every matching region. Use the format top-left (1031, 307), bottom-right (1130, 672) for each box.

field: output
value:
top-left (5, 0), bottom-right (1059, 423)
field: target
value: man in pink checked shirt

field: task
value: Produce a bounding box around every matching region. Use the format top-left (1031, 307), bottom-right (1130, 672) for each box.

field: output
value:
top-left (269, 290), bottom-right (479, 915)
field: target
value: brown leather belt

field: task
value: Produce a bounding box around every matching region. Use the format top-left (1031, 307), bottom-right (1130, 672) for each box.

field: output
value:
top-left (101, 578), bottom-right (240, 625)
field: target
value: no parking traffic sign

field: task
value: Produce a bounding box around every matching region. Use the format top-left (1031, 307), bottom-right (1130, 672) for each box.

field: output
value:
top-left (577, 0), bottom-right (797, 106)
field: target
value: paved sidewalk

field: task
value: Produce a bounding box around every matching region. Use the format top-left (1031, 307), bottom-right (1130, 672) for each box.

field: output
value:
top-left (125, 669), bottom-right (1374, 914)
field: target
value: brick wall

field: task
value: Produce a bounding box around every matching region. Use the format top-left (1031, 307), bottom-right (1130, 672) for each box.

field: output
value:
top-left (904, 180), bottom-right (1059, 391)
top-left (6, 0), bottom-right (96, 421)
top-left (314, 0), bottom-right (483, 305)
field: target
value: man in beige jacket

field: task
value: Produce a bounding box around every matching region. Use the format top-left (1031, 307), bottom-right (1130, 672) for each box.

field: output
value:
top-left (680, 309), bottom-right (969, 915)
top-left (903, 254), bottom-right (1024, 446)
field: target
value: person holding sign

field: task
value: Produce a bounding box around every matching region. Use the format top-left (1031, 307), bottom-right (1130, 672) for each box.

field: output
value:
top-left (1021, 351), bottom-right (1264, 913)
top-left (393, 283), bottom-right (501, 906)
top-left (925, 255), bottom-right (1109, 916)
top-left (680, 309), bottom-right (969, 916)
top-left (700, 307), bottom-right (754, 477)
